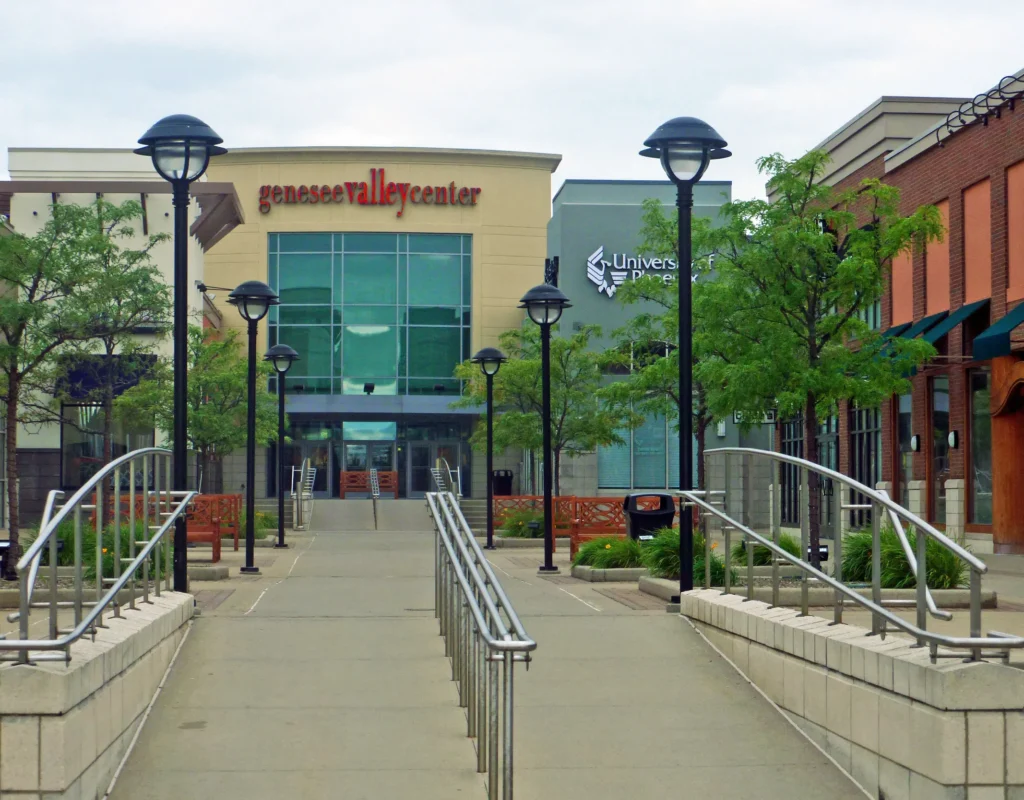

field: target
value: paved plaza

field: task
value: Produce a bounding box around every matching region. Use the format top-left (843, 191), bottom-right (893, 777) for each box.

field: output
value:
top-left (110, 499), bottom-right (865, 799)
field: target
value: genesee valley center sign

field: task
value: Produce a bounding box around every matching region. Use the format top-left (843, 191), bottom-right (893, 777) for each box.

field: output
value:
top-left (258, 168), bottom-right (481, 218)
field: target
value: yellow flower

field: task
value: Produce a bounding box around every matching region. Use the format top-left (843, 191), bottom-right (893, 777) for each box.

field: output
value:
top-left (710, 542), bottom-right (718, 550)
top-left (605, 544), bottom-right (612, 549)
top-left (102, 548), bottom-right (108, 554)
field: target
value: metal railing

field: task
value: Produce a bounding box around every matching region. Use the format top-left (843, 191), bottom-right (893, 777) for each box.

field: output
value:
top-left (291, 458), bottom-right (315, 530)
top-left (369, 468), bottom-right (380, 530)
top-left (439, 457), bottom-right (462, 499)
top-left (427, 491), bottom-right (536, 800)
top-left (2, 447), bottom-right (195, 664)
top-left (689, 447), bottom-right (1021, 662)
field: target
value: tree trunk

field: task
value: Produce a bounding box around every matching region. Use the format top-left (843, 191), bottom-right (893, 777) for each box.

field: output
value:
top-left (804, 394), bottom-right (821, 569)
top-left (4, 377), bottom-right (20, 579)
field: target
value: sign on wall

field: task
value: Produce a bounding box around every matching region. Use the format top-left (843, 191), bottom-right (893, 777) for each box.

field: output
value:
top-left (586, 245), bottom-right (678, 298)
top-left (258, 168), bottom-right (481, 218)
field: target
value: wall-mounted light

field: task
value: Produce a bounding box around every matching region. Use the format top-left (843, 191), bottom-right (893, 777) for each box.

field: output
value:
top-left (364, 382), bottom-right (375, 395)
top-left (910, 435), bottom-right (921, 452)
top-left (948, 430), bottom-right (959, 449)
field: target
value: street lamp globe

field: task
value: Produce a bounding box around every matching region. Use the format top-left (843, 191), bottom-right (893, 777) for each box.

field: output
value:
top-left (518, 283), bottom-right (571, 327)
top-left (135, 114), bottom-right (226, 184)
top-left (471, 347), bottom-right (507, 377)
top-left (640, 116), bottom-right (730, 186)
top-left (264, 343), bottom-right (300, 375)
top-left (228, 280), bottom-right (279, 323)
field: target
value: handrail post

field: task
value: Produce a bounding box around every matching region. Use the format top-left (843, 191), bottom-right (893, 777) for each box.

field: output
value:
top-left (96, 478), bottom-right (104, 628)
top-left (17, 564), bottom-right (29, 664)
top-left (143, 455), bottom-right (151, 605)
top-left (503, 649), bottom-right (514, 800)
top-left (49, 519), bottom-right (58, 639)
top-left (743, 454), bottom-right (753, 601)
top-left (113, 466), bottom-right (122, 618)
top-left (129, 458), bottom-right (137, 610)
top-left (772, 457), bottom-right (781, 608)
top-left (489, 651), bottom-right (499, 800)
top-left (74, 505), bottom-right (83, 627)
top-left (833, 474), bottom-right (844, 625)
top-left (970, 568), bottom-right (982, 661)
top-left (871, 501), bottom-right (882, 636)
top-left (164, 456), bottom-right (171, 593)
top-left (916, 526), bottom-right (928, 646)
top-left (800, 467), bottom-right (809, 617)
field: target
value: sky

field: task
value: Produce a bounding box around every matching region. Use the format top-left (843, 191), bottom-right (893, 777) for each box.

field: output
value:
top-left (1, 0), bottom-right (1022, 202)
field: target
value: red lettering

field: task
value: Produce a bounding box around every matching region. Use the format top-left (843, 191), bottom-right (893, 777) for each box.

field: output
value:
top-left (284, 185), bottom-right (297, 203)
top-left (320, 185), bottom-right (331, 204)
top-left (345, 182), bottom-right (358, 202)
top-left (379, 168), bottom-right (387, 205)
top-left (259, 185), bottom-right (272, 214)
top-left (396, 183), bottom-right (411, 217)
top-left (357, 182), bottom-right (370, 204)
top-left (370, 169), bottom-right (378, 204)
top-left (272, 186), bottom-right (283, 204)
top-left (333, 185), bottom-right (344, 202)
top-left (423, 186), bottom-right (434, 203)
top-left (385, 181), bottom-right (396, 206)
top-left (435, 186), bottom-right (447, 204)
top-left (470, 187), bottom-right (481, 204)
top-left (458, 187), bottom-right (469, 204)
top-left (449, 182), bottom-right (456, 205)
top-left (300, 185), bottom-right (312, 203)
top-left (410, 185), bottom-right (421, 203)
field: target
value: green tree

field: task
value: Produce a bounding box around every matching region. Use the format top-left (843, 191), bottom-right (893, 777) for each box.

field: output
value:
top-left (115, 326), bottom-right (277, 489)
top-left (55, 200), bottom-right (170, 469)
top-left (453, 324), bottom-right (628, 495)
top-left (600, 200), bottom-right (718, 490)
top-left (696, 150), bottom-right (943, 566)
top-left (0, 201), bottom-right (142, 570)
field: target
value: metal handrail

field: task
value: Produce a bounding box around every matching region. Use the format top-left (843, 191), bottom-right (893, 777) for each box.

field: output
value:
top-left (685, 492), bottom-right (1022, 661)
top-left (440, 457), bottom-right (462, 499)
top-left (878, 489), bottom-right (951, 621)
top-left (3, 447), bottom-right (194, 663)
top-left (427, 491), bottom-right (536, 799)
top-left (369, 469), bottom-right (380, 530)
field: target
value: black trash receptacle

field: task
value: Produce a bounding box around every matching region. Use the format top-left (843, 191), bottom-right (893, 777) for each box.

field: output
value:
top-left (492, 470), bottom-right (513, 496)
top-left (622, 493), bottom-right (676, 541)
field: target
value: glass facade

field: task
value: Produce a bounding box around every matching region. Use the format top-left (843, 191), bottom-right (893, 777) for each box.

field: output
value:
top-left (597, 414), bottom-right (694, 490)
top-left (268, 233), bottom-right (472, 396)
top-left (61, 405), bottom-right (154, 490)
top-left (930, 376), bottom-right (950, 524)
top-left (849, 406), bottom-right (881, 529)
top-left (897, 394), bottom-right (913, 510)
top-left (970, 369), bottom-right (992, 524)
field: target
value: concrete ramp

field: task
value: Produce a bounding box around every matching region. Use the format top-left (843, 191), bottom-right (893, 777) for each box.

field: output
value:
top-left (308, 499), bottom-right (431, 533)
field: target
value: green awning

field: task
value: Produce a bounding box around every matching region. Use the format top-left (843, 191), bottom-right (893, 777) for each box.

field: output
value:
top-left (974, 301), bottom-right (1024, 361)
top-left (881, 322), bottom-right (911, 339)
top-left (900, 310), bottom-right (948, 340)
top-left (922, 299), bottom-right (989, 345)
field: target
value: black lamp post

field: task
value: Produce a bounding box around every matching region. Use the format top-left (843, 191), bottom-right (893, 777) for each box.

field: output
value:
top-left (264, 344), bottom-right (299, 549)
top-left (640, 116), bottom-right (731, 600)
top-left (471, 347), bottom-right (508, 550)
top-left (228, 280), bottom-right (280, 574)
top-left (136, 115), bottom-right (226, 593)
top-left (519, 283), bottom-right (571, 573)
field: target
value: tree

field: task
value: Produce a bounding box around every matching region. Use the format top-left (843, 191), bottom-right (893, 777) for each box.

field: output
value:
top-left (0, 201), bottom-right (137, 572)
top-left (115, 326), bottom-right (277, 489)
top-left (600, 200), bottom-right (718, 490)
top-left (55, 200), bottom-right (170, 470)
top-left (695, 150), bottom-right (943, 566)
top-left (453, 324), bottom-right (628, 495)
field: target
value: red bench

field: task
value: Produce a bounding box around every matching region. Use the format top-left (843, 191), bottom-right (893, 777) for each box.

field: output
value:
top-left (340, 471), bottom-right (370, 497)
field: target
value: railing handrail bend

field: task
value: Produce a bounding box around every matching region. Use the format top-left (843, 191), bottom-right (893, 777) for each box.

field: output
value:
top-left (705, 446), bottom-right (987, 573)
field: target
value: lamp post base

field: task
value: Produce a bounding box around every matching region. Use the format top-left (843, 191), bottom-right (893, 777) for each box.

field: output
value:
top-left (484, 545), bottom-right (496, 551)
top-left (240, 566), bottom-right (261, 574)
top-left (537, 565), bottom-right (560, 575)
top-left (273, 543), bottom-right (290, 549)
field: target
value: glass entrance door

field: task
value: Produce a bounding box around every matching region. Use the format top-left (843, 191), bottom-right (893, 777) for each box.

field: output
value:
top-left (407, 442), bottom-right (461, 498)
top-left (299, 441), bottom-right (331, 498)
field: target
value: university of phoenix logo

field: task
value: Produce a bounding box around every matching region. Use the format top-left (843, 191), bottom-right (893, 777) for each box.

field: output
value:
top-left (586, 246), bottom-right (628, 297)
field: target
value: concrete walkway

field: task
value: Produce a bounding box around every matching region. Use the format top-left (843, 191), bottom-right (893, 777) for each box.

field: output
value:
top-left (111, 499), bottom-right (864, 799)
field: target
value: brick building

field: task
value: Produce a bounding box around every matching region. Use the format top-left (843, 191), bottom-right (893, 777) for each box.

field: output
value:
top-left (779, 69), bottom-right (1024, 553)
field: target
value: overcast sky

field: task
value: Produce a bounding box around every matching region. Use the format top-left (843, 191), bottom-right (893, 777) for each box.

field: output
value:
top-left (2, 0), bottom-right (1022, 201)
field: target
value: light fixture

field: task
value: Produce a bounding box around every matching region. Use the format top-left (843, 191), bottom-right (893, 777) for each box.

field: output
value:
top-left (518, 283), bottom-right (571, 327)
top-left (228, 280), bottom-right (278, 323)
top-left (910, 435), bottom-right (921, 452)
top-left (364, 383), bottom-right (375, 395)
top-left (471, 346), bottom-right (508, 377)
top-left (639, 116), bottom-right (730, 186)
top-left (135, 114), bottom-right (226, 183)
top-left (948, 430), bottom-right (959, 449)
top-left (264, 343), bottom-right (300, 376)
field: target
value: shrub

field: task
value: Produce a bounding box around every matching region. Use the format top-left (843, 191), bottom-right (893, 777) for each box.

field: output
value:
top-left (730, 532), bottom-right (801, 566)
top-left (22, 519), bottom-right (172, 582)
top-left (640, 527), bottom-right (736, 585)
top-left (500, 509), bottom-right (543, 538)
top-left (841, 525), bottom-right (968, 589)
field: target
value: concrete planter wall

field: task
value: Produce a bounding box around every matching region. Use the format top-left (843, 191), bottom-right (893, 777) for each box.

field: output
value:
top-left (0, 592), bottom-right (193, 797)
top-left (682, 589), bottom-right (1024, 799)
top-left (570, 565), bottom-right (648, 582)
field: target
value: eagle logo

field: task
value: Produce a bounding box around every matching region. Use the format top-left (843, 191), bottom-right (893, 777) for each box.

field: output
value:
top-left (587, 246), bottom-right (627, 297)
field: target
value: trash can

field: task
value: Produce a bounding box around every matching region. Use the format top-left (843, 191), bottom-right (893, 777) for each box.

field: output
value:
top-left (622, 493), bottom-right (676, 541)
top-left (492, 470), bottom-right (513, 496)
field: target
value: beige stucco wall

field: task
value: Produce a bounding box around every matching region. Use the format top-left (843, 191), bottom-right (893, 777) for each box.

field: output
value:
top-left (203, 147), bottom-right (561, 351)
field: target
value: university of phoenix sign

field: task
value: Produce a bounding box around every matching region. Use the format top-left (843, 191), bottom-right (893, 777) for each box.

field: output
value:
top-left (585, 245), bottom-right (678, 298)
top-left (258, 168), bottom-right (481, 218)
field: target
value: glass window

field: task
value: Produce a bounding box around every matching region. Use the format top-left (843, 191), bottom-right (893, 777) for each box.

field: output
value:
top-left (409, 234), bottom-right (461, 254)
top-left (408, 327), bottom-right (461, 377)
top-left (405, 307), bottom-right (462, 326)
top-left (343, 324), bottom-right (398, 377)
top-left (343, 233), bottom-right (397, 253)
top-left (463, 255), bottom-right (472, 305)
top-left (343, 421), bottom-right (398, 441)
top-left (407, 378), bottom-right (460, 395)
top-left (279, 233), bottom-right (332, 252)
top-left (283, 326), bottom-right (333, 378)
top-left (343, 306), bottom-right (396, 325)
top-left (278, 254), bottom-right (331, 305)
top-left (279, 306), bottom-right (333, 325)
top-left (849, 407), bottom-right (881, 529)
top-left (408, 254), bottom-right (461, 306)
top-left (931, 377), bottom-right (950, 524)
top-left (343, 254), bottom-right (397, 305)
top-left (897, 394), bottom-right (913, 509)
top-left (61, 405), bottom-right (154, 490)
top-left (970, 370), bottom-right (992, 524)
top-left (633, 415), bottom-right (666, 488)
top-left (598, 434), bottom-right (631, 489)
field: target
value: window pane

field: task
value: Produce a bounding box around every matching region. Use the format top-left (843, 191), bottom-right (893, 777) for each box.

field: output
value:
top-left (343, 421), bottom-right (397, 441)
top-left (408, 378), bottom-right (459, 395)
top-left (343, 324), bottom-right (397, 377)
top-left (278, 254), bottom-right (331, 304)
top-left (463, 255), bottom-right (472, 305)
top-left (633, 415), bottom-right (666, 488)
top-left (409, 234), bottom-right (461, 254)
top-left (279, 233), bottom-right (332, 252)
top-left (343, 306), bottom-right (396, 325)
top-left (343, 233), bottom-right (397, 253)
top-left (931, 377), bottom-right (950, 524)
top-left (599, 433), bottom-right (631, 489)
top-left (342, 377), bottom-right (398, 395)
top-left (285, 376), bottom-right (332, 395)
top-left (408, 254), bottom-right (461, 305)
top-left (279, 306), bottom-right (332, 325)
top-left (970, 370), bottom-right (992, 524)
top-left (343, 254), bottom-right (397, 304)
top-left (284, 326), bottom-right (333, 377)
top-left (405, 307), bottom-right (461, 326)
top-left (408, 327), bottom-right (460, 377)
top-left (898, 394), bottom-right (913, 508)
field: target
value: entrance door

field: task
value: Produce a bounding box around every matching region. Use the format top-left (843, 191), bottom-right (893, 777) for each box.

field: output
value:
top-left (407, 442), bottom-right (461, 498)
top-left (298, 441), bottom-right (331, 498)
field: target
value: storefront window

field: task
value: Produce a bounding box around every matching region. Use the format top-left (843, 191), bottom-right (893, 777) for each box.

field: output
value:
top-left (598, 433), bottom-right (630, 489)
top-left (897, 394), bottom-right (913, 510)
top-left (849, 406), bottom-right (881, 529)
top-left (61, 405), bottom-right (154, 490)
top-left (931, 377), bottom-right (950, 524)
top-left (970, 369), bottom-right (992, 524)
top-left (632, 415), bottom-right (667, 488)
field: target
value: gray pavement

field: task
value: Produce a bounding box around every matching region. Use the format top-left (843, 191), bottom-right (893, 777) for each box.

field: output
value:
top-left (111, 499), bottom-right (865, 799)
